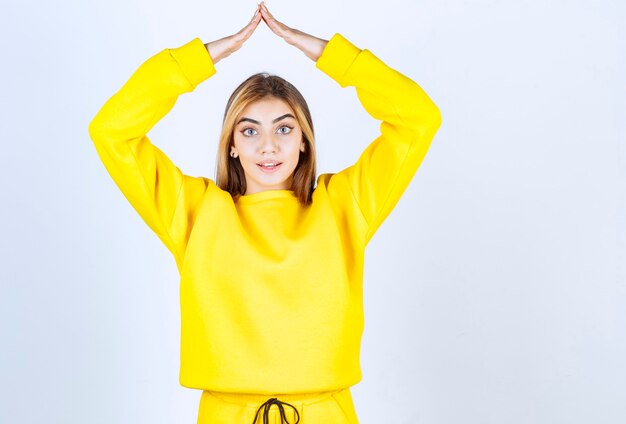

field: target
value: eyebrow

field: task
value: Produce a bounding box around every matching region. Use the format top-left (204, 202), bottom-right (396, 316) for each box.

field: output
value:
top-left (237, 113), bottom-right (295, 125)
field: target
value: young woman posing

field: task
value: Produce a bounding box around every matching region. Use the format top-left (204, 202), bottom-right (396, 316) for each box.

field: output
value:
top-left (88, 2), bottom-right (441, 423)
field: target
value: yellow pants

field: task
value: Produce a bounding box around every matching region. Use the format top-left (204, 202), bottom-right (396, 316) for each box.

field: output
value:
top-left (197, 387), bottom-right (359, 423)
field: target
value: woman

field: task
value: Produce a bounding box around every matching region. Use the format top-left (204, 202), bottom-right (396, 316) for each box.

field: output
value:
top-left (88, 2), bottom-right (442, 423)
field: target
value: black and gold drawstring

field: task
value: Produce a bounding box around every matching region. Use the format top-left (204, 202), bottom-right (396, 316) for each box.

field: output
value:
top-left (251, 397), bottom-right (301, 424)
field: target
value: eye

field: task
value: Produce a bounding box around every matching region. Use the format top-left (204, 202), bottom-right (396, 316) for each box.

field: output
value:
top-left (277, 126), bottom-right (293, 135)
top-left (241, 128), bottom-right (257, 137)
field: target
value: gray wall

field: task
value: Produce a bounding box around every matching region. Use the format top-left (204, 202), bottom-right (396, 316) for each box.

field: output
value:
top-left (1, 0), bottom-right (624, 423)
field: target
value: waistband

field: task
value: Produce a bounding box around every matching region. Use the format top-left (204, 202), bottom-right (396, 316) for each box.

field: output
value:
top-left (203, 388), bottom-right (346, 408)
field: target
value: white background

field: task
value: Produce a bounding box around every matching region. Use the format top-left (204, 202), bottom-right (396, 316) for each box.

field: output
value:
top-left (1, 0), bottom-right (625, 423)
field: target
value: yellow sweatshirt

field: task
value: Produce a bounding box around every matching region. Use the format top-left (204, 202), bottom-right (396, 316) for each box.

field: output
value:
top-left (88, 33), bottom-right (441, 394)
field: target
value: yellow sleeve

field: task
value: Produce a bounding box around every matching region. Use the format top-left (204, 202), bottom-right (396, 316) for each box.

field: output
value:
top-left (88, 38), bottom-right (216, 270)
top-left (316, 33), bottom-right (442, 245)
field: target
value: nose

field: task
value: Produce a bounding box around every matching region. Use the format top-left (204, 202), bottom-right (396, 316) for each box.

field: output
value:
top-left (259, 133), bottom-right (278, 154)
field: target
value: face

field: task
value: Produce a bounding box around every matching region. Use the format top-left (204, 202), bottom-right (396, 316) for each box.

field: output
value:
top-left (231, 97), bottom-right (305, 195)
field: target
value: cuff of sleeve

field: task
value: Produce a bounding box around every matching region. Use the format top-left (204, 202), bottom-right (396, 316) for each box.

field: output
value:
top-left (315, 33), bottom-right (361, 87)
top-left (169, 37), bottom-right (216, 87)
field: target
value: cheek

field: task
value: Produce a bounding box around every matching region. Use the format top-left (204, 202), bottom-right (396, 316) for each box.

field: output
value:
top-left (232, 136), bottom-right (251, 156)
top-left (289, 130), bottom-right (304, 151)
top-left (285, 140), bottom-right (302, 158)
top-left (232, 132), bottom-right (243, 148)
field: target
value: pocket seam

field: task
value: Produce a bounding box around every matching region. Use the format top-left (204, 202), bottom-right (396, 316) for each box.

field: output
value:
top-left (331, 392), bottom-right (351, 421)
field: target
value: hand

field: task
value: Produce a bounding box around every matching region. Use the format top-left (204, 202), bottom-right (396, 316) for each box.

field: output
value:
top-left (204, 5), bottom-right (263, 64)
top-left (259, 2), bottom-right (328, 62)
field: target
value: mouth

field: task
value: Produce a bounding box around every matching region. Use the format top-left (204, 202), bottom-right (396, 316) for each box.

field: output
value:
top-left (256, 160), bottom-right (283, 173)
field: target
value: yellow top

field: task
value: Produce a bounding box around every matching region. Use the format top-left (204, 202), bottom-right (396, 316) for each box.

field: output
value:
top-left (88, 33), bottom-right (442, 394)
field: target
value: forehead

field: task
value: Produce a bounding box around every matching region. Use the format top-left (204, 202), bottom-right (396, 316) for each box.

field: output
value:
top-left (239, 97), bottom-right (295, 121)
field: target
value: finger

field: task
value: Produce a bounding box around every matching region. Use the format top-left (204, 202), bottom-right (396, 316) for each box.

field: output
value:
top-left (261, 2), bottom-right (279, 26)
top-left (243, 4), bottom-right (262, 28)
top-left (251, 3), bottom-right (261, 21)
top-left (248, 9), bottom-right (263, 30)
top-left (239, 6), bottom-right (263, 39)
top-left (248, 5), bottom-right (262, 26)
top-left (260, 4), bottom-right (286, 37)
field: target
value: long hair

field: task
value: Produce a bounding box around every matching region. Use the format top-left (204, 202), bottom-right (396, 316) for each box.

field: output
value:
top-left (215, 73), bottom-right (316, 206)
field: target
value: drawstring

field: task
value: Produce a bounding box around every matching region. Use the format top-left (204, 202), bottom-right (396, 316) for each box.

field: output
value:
top-left (251, 397), bottom-right (301, 424)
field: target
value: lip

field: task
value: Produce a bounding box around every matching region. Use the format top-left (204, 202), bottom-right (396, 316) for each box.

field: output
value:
top-left (256, 161), bottom-right (283, 173)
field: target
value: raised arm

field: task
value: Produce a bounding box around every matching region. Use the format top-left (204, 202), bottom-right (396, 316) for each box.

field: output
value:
top-left (316, 34), bottom-right (442, 245)
top-left (259, 4), bottom-right (442, 246)
top-left (88, 7), bottom-right (263, 270)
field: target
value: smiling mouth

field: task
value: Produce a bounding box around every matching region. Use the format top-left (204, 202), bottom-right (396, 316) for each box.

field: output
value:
top-left (257, 161), bottom-right (283, 173)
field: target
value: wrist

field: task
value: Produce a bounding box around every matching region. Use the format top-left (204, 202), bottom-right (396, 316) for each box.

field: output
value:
top-left (204, 42), bottom-right (219, 64)
top-left (310, 38), bottom-right (329, 62)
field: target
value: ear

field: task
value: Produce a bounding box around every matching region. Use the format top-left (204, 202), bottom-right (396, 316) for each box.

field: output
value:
top-left (230, 146), bottom-right (238, 158)
top-left (300, 141), bottom-right (305, 153)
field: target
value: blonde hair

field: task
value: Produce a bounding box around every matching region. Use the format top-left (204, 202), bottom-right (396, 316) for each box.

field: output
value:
top-left (215, 73), bottom-right (316, 206)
